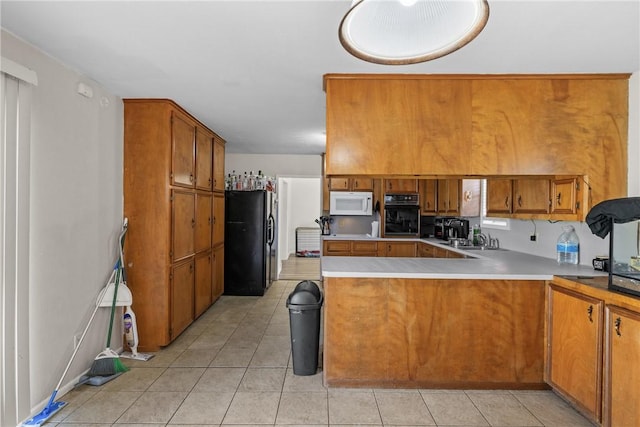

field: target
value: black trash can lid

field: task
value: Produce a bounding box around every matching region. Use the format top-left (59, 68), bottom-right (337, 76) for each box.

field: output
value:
top-left (288, 289), bottom-right (319, 305)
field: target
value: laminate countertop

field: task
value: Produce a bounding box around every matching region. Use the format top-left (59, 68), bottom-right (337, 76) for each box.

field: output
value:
top-left (321, 234), bottom-right (605, 280)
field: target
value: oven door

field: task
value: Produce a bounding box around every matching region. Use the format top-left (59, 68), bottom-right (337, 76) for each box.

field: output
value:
top-left (384, 205), bottom-right (420, 236)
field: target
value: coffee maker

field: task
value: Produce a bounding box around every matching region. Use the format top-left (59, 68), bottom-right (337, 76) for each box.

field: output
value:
top-left (445, 218), bottom-right (470, 240)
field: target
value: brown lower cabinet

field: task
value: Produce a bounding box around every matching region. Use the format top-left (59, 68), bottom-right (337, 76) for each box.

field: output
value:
top-left (323, 239), bottom-right (464, 258)
top-left (324, 277), bottom-right (545, 388)
top-left (546, 277), bottom-right (640, 426)
top-left (604, 305), bottom-right (640, 427)
top-left (170, 259), bottom-right (195, 341)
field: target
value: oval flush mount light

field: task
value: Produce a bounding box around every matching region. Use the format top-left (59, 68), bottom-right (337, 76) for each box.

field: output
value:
top-left (339, 0), bottom-right (490, 65)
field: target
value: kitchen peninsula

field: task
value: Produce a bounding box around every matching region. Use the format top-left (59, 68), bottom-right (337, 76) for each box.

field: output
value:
top-left (321, 236), bottom-right (602, 389)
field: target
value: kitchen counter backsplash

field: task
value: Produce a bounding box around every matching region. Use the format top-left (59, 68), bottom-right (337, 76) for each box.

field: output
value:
top-left (327, 213), bottom-right (380, 236)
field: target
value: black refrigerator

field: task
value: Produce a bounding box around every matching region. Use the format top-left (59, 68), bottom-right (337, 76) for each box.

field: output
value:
top-left (224, 190), bottom-right (277, 296)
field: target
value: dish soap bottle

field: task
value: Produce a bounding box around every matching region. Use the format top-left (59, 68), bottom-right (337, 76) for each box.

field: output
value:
top-left (557, 225), bottom-right (580, 265)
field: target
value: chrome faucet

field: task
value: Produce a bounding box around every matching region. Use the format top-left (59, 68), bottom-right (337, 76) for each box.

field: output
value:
top-left (488, 234), bottom-right (500, 249)
top-left (476, 233), bottom-right (488, 248)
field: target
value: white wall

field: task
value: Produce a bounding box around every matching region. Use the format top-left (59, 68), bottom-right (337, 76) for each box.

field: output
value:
top-left (225, 153), bottom-right (322, 178)
top-left (2, 30), bottom-right (124, 415)
top-left (282, 177), bottom-right (322, 257)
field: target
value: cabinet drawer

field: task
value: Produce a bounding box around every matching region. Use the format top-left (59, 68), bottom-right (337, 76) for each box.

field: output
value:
top-left (324, 240), bottom-right (351, 255)
top-left (352, 241), bottom-right (378, 255)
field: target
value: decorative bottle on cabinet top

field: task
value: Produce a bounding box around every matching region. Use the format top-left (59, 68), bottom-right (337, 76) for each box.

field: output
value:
top-left (557, 225), bottom-right (579, 265)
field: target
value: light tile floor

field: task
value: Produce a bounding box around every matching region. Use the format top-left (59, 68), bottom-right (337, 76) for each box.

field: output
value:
top-left (47, 280), bottom-right (596, 426)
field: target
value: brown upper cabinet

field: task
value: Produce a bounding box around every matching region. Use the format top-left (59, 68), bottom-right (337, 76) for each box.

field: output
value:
top-left (437, 179), bottom-right (461, 215)
top-left (329, 177), bottom-right (373, 191)
top-left (384, 179), bottom-right (418, 193)
top-left (324, 74), bottom-right (629, 219)
top-left (419, 180), bottom-right (437, 215)
top-left (213, 136), bottom-right (226, 192)
top-left (486, 176), bottom-right (583, 220)
top-left (195, 127), bottom-right (213, 191)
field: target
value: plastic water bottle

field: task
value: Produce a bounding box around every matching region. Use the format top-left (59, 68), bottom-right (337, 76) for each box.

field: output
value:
top-left (557, 225), bottom-right (580, 265)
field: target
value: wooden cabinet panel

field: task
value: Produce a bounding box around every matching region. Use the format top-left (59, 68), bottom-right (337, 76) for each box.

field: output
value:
top-left (172, 190), bottom-right (195, 261)
top-left (324, 277), bottom-right (545, 387)
top-left (212, 137), bottom-right (225, 191)
top-left (385, 179), bottom-right (418, 193)
top-left (212, 192), bottom-right (225, 246)
top-left (383, 241), bottom-right (416, 257)
top-left (486, 178), bottom-right (513, 215)
top-left (351, 240), bottom-right (378, 256)
top-left (195, 192), bottom-right (212, 253)
top-left (124, 99), bottom-right (224, 350)
top-left (195, 127), bottom-right (213, 191)
top-left (323, 240), bottom-right (351, 255)
top-left (604, 306), bottom-right (640, 427)
top-left (171, 112), bottom-right (195, 188)
top-left (194, 251), bottom-right (212, 318)
top-left (325, 77), bottom-right (473, 176)
top-left (437, 179), bottom-right (460, 215)
top-left (551, 177), bottom-right (577, 215)
top-left (513, 179), bottom-right (550, 214)
top-left (171, 259), bottom-right (194, 340)
top-left (212, 244), bottom-right (224, 301)
top-left (419, 179), bottom-right (437, 215)
top-left (329, 177), bottom-right (350, 190)
top-left (329, 177), bottom-right (374, 191)
top-left (546, 285), bottom-right (603, 422)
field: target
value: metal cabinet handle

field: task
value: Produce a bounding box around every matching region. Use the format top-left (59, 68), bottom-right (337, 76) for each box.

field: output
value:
top-left (557, 192), bottom-right (562, 206)
top-left (189, 174), bottom-right (194, 183)
top-left (505, 196), bottom-right (509, 208)
top-left (615, 317), bottom-right (622, 336)
top-left (587, 305), bottom-right (593, 322)
top-left (191, 218), bottom-right (196, 228)
top-left (517, 195), bottom-right (523, 207)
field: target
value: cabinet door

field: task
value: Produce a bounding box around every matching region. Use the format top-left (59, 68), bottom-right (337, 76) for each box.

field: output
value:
top-left (513, 179), bottom-right (550, 214)
top-left (171, 112), bottom-right (195, 188)
top-left (384, 241), bottom-right (416, 257)
top-left (212, 244), bottom-right (224, 300)
top-left (551, 177), bottom-right (577, 215)
top-left (419, 180), bottom-right (438, 215)
top-left (323, 240), bottom-right (351, 255)
top-left (417, 243), bottom-right (435, 258)
top-left (195, 192), bottom-right (212, 253)
top-left (351, 241), bottom-right (378, 256)
top-left (486, 179), bottom-right (513, 215)
top-left (172, 190), bottom-right (195, 261)
top-left (437, 179), bottom-right (460, 215)
top-left (385, 179), bottom-right (418, 193)
top-left (212, 137), bottom-right (226, 191)
top-left (194, 251), bottom-right (212, 317)
top-left (351, 178), bottom-right (374, 191)
top-left (329, 178), bottom-right (350, 190)
top-left (547, 285), bottom-right (603, 422)
top-left (170, 259), bottom-right (194, 340)
top-left (604, 306), bottom-right (640, 427)
top-left (212, 192), bottom-right (225, 246)
top-left (195, 127), bottom-right (213, 191)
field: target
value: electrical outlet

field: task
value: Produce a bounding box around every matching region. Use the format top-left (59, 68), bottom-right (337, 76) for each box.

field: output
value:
top-left (530, 234), bottom-right (538, 242)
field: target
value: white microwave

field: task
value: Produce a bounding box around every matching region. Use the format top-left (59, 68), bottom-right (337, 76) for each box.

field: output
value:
top-left (329, 191), bottom-right (373, 216)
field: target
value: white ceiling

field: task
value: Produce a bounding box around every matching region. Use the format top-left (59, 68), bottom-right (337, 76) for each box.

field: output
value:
top-left (2, 1), bottom-right (639, 155)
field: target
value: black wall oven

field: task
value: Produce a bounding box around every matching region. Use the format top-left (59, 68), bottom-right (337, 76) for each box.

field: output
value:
top-left (384, 194), bottom-right (420, 236)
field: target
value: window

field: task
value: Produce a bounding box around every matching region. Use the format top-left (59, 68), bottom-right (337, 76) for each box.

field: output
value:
top-left (480, 179), bottom-right (511, 231)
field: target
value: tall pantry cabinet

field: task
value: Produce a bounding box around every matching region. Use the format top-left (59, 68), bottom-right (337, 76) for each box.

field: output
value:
top-left (123, 99), bottom-right (225, 351)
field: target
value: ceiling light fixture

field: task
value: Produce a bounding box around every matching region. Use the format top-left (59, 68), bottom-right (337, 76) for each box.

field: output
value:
top-left (339, 0), bottom-right (490, 65)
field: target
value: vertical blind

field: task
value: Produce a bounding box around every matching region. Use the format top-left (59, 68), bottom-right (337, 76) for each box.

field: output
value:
top-left (1, 57), bottom-right (36, 427)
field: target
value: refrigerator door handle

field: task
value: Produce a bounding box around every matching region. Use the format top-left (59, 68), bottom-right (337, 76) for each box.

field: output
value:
top-left (267, 214), bottom-right (275, 245)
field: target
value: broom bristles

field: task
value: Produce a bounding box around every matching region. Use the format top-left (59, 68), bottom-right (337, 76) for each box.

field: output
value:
top-left (88, 350), bottom-right (129, 377)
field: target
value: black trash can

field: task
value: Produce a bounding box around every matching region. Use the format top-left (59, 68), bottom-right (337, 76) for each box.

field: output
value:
top-left (286, 280), bottom-right (323, 375)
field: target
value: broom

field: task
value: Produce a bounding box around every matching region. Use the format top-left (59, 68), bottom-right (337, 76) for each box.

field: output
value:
top-left (88, 224), bottom-right (129, 377)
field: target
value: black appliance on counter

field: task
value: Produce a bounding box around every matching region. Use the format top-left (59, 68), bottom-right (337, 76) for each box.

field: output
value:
top-left (420, 216), bottom-right (436, 238)
top-left (435, 217), bottom-right (470, 241)
top-left (224, 190), bottom-right (277, 296)
top-left (384, 193), bottom-right (420, 236)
